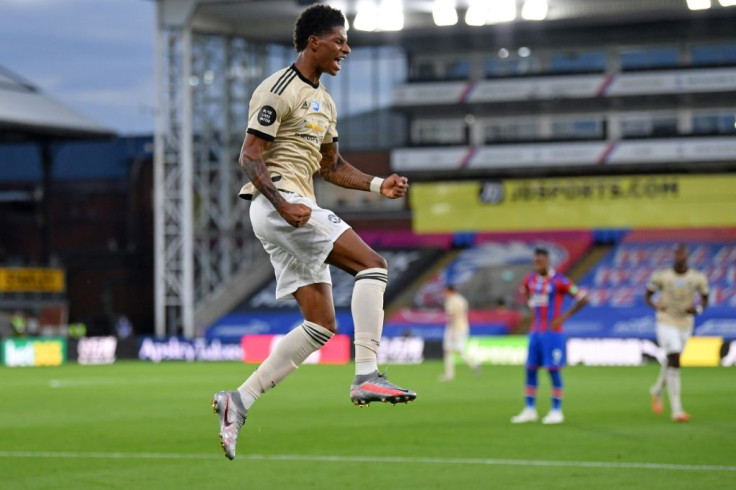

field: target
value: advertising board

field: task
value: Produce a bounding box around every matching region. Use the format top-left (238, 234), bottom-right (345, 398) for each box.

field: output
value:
top-left (2, 338), bottom-right (67, 367)
top-left (411, 175), bottom-right (736, 232)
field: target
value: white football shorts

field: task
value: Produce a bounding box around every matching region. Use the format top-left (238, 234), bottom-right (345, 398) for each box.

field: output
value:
top-left (656, 322), bottom-right (692, 355)
top-left (443, 329), bottom-right (469, 352)
top-left (250, 191), bottom-right (351, 300)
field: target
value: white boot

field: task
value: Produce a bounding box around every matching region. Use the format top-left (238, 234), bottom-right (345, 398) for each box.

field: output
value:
top-left (511, 407), bottom-right (538, 424)
top-left (542, 410), bottom-right (565, 425)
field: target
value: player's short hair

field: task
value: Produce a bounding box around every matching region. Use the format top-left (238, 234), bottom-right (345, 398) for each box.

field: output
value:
top-left (293, 4), bottom-right (345, 53)
top-left (534, 247), bottom-right (549, 257)
top-left (445, 284), bottom-right (456, 292)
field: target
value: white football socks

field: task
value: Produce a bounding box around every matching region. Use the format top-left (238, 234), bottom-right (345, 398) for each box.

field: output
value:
top-left (443, 351), bottom-right (455, 379)
top-left (352, 268), bottom-right (388, 376)
top-left (651, 362), bottom-right (667, 395)
top-left (237, 321), bottom-right (333, 410)
top-left (666, 367), bottom-right (683, 414)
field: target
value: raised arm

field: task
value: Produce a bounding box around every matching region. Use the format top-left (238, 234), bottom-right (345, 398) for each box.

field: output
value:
top-left (240, 133), bottom-right (311, 227)
top-left (319, 141), bottom-right (408, 199)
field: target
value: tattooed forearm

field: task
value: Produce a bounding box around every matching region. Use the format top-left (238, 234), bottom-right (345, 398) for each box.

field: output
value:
top-left (322, 156), bottom-right (372, 190)
top-left (242, 154), bottom-right (286, 209)
top-left (319, 143), bottom-right (372, 191)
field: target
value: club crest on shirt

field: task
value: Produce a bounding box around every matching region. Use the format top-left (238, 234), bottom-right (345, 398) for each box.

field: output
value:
top-left (311, 99), bottom-right (320, 111)
top-left (258, 105), bottom-right (277, 126)
top-left (528, 293), bottom-right (549, 308)
top-left (327, 214), bottom-right (341, 224)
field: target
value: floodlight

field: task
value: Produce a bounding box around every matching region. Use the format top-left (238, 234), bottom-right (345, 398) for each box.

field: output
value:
top-left (433, 0), bottom-right (458, 26)
top-left (488, 0), bottom-right (516, 23)
top-left (686, 0), bottom-right (712, 10)
top-left (354, 0), bottom-right (378, 31)
top-left (521, 0), bottom-right (548, 21)
top-left (378, 0), bottom-right (404, 31)
top-left (465, 0), bottom-right (488, 26)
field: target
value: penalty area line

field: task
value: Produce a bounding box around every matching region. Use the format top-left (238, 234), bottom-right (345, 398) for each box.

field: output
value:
top-left (0, 451), bottom-right (734, 472)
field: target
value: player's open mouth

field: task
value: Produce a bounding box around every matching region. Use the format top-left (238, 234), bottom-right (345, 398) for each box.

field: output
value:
top-left (334, 56), bottom-right (345, 70)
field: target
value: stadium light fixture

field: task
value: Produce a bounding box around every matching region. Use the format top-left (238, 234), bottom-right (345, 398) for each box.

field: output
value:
top-left (488, 0), bottom-right (516, 23)
top-left (354, 0), bottom-right (378, 31)
top-left (718, 0), bottom-right (736, 6)
top-left (465, 0), bottom-right (488, 26)
top-left (686, 0), bottom-right (711, 10)
top-left (433, 0), bottom-right (458, 26)
top-left (378, 0), bottom-right (404, 31)
top-left (521, 0), bottom-right (548, 21)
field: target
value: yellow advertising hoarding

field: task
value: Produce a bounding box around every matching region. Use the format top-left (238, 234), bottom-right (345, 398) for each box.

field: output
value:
top-left (0, 268), bottom-right (65, 293)
top-left (681, 337), bottom-right (722, 367)
top-left (411, 174), bottom-right (736, 232)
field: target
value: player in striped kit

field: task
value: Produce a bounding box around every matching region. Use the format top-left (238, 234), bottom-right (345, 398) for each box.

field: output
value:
top-left (511, 248), bottom-right (588, 425)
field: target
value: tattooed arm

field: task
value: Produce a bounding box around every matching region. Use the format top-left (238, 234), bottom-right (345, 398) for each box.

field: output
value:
top-left (240, 133), bottom-right (311, 227)
top-left (319, 141), bottom-right (408, 199)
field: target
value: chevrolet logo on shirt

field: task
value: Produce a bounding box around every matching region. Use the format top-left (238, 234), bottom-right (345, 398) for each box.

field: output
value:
top-left (296, 118), bottom-right (327, 144)
top-left (302, 119), bottom-right (326, 135)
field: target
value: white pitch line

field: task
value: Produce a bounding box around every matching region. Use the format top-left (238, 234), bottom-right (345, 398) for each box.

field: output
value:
top-left (0, 451), bottom-right (734, 472)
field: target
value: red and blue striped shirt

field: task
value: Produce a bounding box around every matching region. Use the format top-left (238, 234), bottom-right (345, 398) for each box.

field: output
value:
top-left (520, 269), bottom-right (583, 333)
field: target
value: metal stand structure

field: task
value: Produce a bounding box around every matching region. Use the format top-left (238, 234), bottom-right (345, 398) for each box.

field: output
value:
top-left (154, 1), bottom-right (268, 337)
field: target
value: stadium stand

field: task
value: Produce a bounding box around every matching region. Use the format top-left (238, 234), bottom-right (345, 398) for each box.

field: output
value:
top-left (378, 231), bottom-right (592, 340)
top-left (567, 228), bottom-right (736, 340)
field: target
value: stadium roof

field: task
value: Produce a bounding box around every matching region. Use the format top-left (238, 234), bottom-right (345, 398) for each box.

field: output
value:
top-left (0, 65), bottom-right (115, 142)
top-left (158, 0), bottom-right (736, 45)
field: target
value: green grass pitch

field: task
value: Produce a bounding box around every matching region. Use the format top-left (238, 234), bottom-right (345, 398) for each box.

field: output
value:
top-left (1, 361), bottom-right (734, 489)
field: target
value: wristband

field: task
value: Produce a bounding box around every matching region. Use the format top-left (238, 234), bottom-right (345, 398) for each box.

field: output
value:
top-left (370, 177), bottom-right (385, 194)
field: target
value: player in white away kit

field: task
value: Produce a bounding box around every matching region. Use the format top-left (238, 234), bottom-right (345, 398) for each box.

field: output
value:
top-left (210, 4), bottom-right (416, 460)
top-left (439, 285), bottom-right (481, 381)
top-left (644, 244), bottom-right (709, 422)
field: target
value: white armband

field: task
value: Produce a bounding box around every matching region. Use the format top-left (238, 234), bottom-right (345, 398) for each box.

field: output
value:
top-left (370, 177), bottom-right (385, 194)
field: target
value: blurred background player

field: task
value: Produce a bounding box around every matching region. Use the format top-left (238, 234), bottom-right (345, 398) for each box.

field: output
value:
top-left (439, 284), bottom-right (480, 382)
top-left (645, 244), bottom-right (709, 422)
top-left (511, 248), bottom-right (588, 425)
top-left (210, 4), bottom-right (415, 460)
